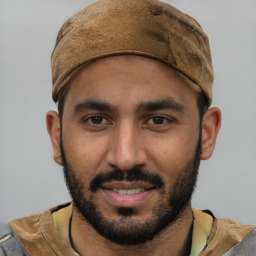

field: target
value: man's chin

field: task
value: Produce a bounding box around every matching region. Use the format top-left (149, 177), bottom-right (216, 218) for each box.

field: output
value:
top-left (73, 199), bottom-right (182, 246)
top-left (116, 207), bottom-right (138, 217)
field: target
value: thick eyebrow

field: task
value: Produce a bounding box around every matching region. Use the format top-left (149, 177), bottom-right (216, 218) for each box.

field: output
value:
top-left (74, 99), bottom-right (112, 114)
top-left (136, 97), bottom-right (184, 112)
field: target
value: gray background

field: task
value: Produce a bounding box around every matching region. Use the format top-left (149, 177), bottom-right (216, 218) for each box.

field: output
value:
top-left (0, 0), bottom-right (256, 225)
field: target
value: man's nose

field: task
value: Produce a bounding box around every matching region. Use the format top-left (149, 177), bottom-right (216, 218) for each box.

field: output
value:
top-left (106, 122), bottom-right (148, 171)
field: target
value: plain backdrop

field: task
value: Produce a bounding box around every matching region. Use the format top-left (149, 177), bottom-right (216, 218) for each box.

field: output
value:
top-left (0, 0), bottom-right (256, 225)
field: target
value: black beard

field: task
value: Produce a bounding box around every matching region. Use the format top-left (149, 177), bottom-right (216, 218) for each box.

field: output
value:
top-left (61, 134), bottom-right (201, 246)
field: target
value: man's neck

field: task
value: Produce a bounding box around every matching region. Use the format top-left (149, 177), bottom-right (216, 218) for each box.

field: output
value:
top-left (70, 206), bottom-right (193, 256)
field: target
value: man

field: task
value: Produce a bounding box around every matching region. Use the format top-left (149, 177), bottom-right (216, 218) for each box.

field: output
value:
top-left (0, 0), bottom-right (255, 255)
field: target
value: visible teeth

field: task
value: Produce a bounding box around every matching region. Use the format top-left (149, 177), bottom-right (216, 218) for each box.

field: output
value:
top-left (119, 190), bottom-right (126, 195)
top-left (113, 188), bottom-right (145, 195)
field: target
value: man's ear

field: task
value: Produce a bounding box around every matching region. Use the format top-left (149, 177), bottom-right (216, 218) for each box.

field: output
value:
top-left (46, 110), bottom-right (63, 165)
top-left (200, 107), bottom-right (221, 160)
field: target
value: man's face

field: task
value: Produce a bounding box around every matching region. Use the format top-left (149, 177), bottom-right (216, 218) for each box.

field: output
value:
top-left (60, 55), bottom-right (202, 245)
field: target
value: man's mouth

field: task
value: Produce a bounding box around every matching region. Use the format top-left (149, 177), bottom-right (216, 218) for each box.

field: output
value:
top-left (100, 181), bottom-right (155, 207)
top-left (112, 188), bottom-right (146, 195)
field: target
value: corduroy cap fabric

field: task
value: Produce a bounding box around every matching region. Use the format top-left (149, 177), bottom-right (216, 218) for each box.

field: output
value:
top-left (51, 0), bottom-right (214, 105)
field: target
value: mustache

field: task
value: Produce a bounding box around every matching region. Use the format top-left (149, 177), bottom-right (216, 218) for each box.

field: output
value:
top-left (90, 168), bottom-right (164, 193)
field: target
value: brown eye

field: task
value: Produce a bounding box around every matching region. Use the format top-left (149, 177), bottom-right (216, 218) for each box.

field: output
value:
top-left (90, 116), bottom-right (103, 124)
top-left (82, 114), bottom-right (111, 131)
top-left (84, 115), bottom-right (109, 125)
top-left (152, 116), bottom-right (165, 124)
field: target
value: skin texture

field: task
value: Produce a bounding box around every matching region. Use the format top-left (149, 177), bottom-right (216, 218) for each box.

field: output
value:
top-left (47, 55), bottom-right (221, 256)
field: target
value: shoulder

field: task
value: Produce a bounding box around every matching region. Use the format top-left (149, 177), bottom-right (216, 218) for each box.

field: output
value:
top-left (0, 223), bottom-right (28, 255)
top-left (223, 228), bottom-right (256, 255)
top-left (8, 203), bottom-right (71, 242)
top-left (202, 215), bottom-right (256, 256)
top-left (6, 212), bottom-right (47, 255)
top-left (6, 203), bottom-right (74, 256)
top-left (9, 213), bottom-right (41, 238)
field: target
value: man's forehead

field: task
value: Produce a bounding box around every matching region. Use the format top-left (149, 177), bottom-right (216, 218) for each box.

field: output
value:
top-left (62, 55), bottom-right (199, 108)
top-left (71, 55), bottom-right (185, 84)
top-left (59, 67), bottom-right (201, 123)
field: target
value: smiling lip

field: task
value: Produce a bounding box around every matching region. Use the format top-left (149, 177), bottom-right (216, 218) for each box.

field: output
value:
top-left (101, 181), bottom-right (155, 207)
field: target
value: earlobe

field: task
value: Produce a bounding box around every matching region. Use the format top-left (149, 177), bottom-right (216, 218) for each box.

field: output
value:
top-left (200, 107), bottom-right (221, 160)
top-left (46, 110), bottom-right (63, 166)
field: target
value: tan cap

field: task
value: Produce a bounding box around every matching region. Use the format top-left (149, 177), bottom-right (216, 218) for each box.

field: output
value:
top-left (51, 0), bottom-right (213, 105)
